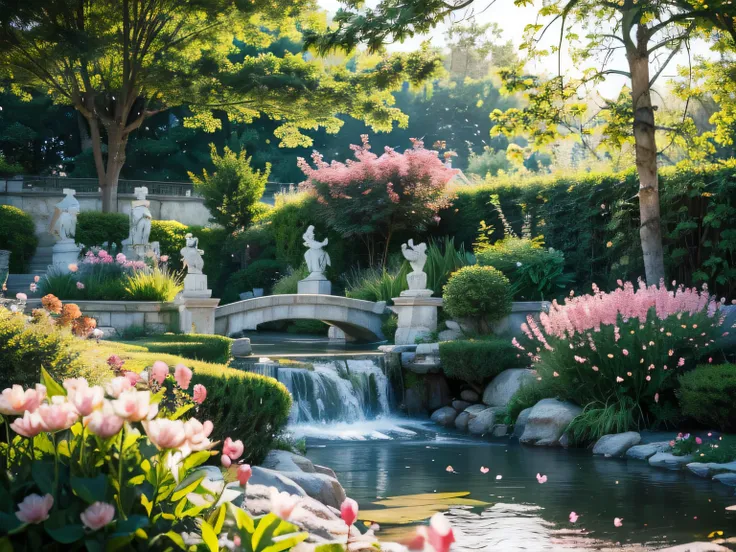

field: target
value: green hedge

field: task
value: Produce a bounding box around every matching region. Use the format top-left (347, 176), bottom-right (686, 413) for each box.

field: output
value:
top-left (222, 259), bottom-right (286, 303)
top-left (442, 265), bottom-right (512, 330)
top-left (436, 163), bottom-right (736, 298)
top-left (0, 205), bottom-right (38, 272)
top-left (76, 211), bottom-right (129, 250)
top-left (117, 334), bottom-right (233, 364)
top-left (678, 364), bottom-right (736, 432)
top-left (438, 337), bottom-right (519, 383)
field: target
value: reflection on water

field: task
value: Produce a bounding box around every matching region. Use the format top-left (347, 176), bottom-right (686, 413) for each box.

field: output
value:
top-left (303, 421), bottom-right (736, 551)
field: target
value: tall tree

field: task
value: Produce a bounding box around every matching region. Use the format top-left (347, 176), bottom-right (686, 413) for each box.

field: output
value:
top-left (0, 0), bottom-right (442, 211)
top-left (305, 0), bottom-right (736, 285)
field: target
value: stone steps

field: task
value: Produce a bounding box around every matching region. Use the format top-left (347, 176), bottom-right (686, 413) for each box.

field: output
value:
top-left (5, 274), bottom-right (37, 295)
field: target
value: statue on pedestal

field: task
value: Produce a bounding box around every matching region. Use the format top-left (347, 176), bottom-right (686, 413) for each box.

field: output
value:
top-left (180, 233), bottom-right (204, 275)
top-left (49, 188), bottom-right (80, 242)
top-left (128, 187), bottom-right (152, 246)
top-left (303, 225), bottom-right (330, 279)
top-left (401, 239), bottom-right (431, 296)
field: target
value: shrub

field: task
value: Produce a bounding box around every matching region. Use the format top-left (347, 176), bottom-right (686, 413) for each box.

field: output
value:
top-left (382, 313), bottom-right (398, 341)
top-left (476, 236), bottom-right (573, 300)
top-left (150, 219), bottom-right (189, 260)
top-left (439, 336), bottom-right (519, 383)
top-left (0, 205), bottom-right (38, 272)
top-left (123, 266), bottom-right (183, 301)
top-left (345, 265), bottom-right (409, 303)
top-left (223, 259), bottom-right (286, 303)
top-left (272, 265), bottom-right (309, 295)
top-left (678, 364), bottom-right (736, 432)
top-left (424, 237), bottom-right (475, 295)
top-left (76, 211), bottom-right (129, 250)
top-left (443, 265), bottom-right (512, 332)
top-left (693, 435), bottom-right (736, 463)
top-left (118, 334), bottom-right (233, 364)
top-left (516, 281), bottom-right (725, 437)
top-left (505, 377), bottom-right (560, 424)
top-left (670, 432), bottom-right (700, 456)
top-left (566, 397), bottom-right (636, 445)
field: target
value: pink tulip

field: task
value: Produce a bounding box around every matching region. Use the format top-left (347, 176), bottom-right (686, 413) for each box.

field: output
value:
top-left (80, 502), bottom-right (115, 530)
top-left (181, 418), bottom-right (214, 455)
top-left (341, 498), bottom-right (359, 526)
top-left (64, 379), bottom-right (104, 416)
top-left (223, 437), bottom-right (244, 460)
top-left (105, 376), bottom-right (132, 398)
top-left (84, 407), bottom-right (124, 439)
top-left (536, 473), bottom-right (548, 484)
top-left (0, 384), bottom-right (47, 415)
top-left (622, 349), bottom-right (629, 356)
top-left (15, 493), bottom-right (54, 524)
top-left (37, 398), bottom-right (79, 432)
top-left (192, 384), bottom-right (207, 404)
top-left (614, 517), bottom-right (623, 527)
top-left (270, 488), bottom-right (300, 520)
top-left (553, 371), bottom-right (559, 377)
top-left (174, 364), bottom-right (193, 390)
top-left (151, 361), bottom-right (169, 385)
top-left (144, 419), bottom-right (187, 450)
top-left (10, 410), bottom-right (45, 438)
top-left (645, 375), bottom-right (651, 381)
top-left (237, 464), bottom-right (252, 486)
top-left (111, 390), bottom-right (157, 422)
top-left (678, 357), bottom-right (685, 367)
top-left (123, 371), bottom-right (140, 386)
top-left (569, 511), bottom-right (579, 523)
top-left (221, 455), bottom-right (232, 468)
top-left (696, 437), bottom-right (703, 445)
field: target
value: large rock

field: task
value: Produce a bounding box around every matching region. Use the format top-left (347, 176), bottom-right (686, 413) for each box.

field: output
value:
top-left (592, 432), bottom-right (642, 458)
top-left (686, 461), bottom-right (736, 478)
top-left (492, 424), bottom-right (508, 437)
top-left (314, 465), bottom-right (338, 479)
top-left (454, 411), bottom-right (470, 431)
top-left (404, 387), bottom-right (428, 416)
top-left (519, 399), bottom-right (582, 447)
top-left (460, 389), bottom-right (480, 402)
top-left (231, 337), bottom-right (252, 357)
top-left (648, 452), bottom-right (694, 470)
top-left (626, 441), bottom-right (670, 460)
top-left (431, 406), bottom-right (458, 427)
top-left (426, 374), bottom-right (452, 411)
top-left (452, 400), bottom-right (471, 411)
top-left (261, 450), bottom-right (316, 473)
top-left (482, 369), bottom-right (535, 407)
top-left (464, 404), bottom-right (487, 416)
top-left (283, 471), bottom-right (347, 509)
top-left (468, 407), bottom-right (503, 436)
top-left (249, 467), bottom-right (307, 497)
top-left (512, 407), bottom-right (533, 439)
top-left (713, 473), bottom-right (736, 487)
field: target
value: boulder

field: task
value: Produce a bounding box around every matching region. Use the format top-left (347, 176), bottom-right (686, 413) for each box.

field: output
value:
top-left (686, 461), bottom-right (736, 478)
top-left (686, 463), bottom-right (713, 478)
top-left (314, 465), bottom-right (338, 479)
top-left (519, 399), bottom-right (582, 447)
top-left (492, 424), bottom-right (508, 437)
top-left (482, 369), bottom-right (535, 407)
top-left (283, 471), bottom-right (347, 509)
top-left (231, 337), bottom-right (252, 357)
top-left (249, 467), bottom-right (307, 497)
top-left (713, 473), bottom-right (736, 487)
top-left (464, 404), bottom-right (487, 416)
top-left (454, 411), bottom-right (470, 432)
top-left (558, 433), bottom-right (570, 448)
top-left (452, 400), bottom-right (472, 411)
top-left (426, 374), bottom-right (452, 411)
top-left (592, 432), bottom-right (642, 458)
top-left (404, 387), bottom-right (428, 417)
top-left (658, 543), bottom-right (732, 552)
top-left (261, 450), bottom-right (316, 473)
top-left (431, 406), bottom-right (458, 427)
top-left (438, 328), bottom-right (462, 341)
top-left (626, 441), bottom-right (670, 460)
top-left (468, 408), bottom-right (503, 436)
top-left (648, 452), bottom-right (694, 470)
top-left (460, 389), bottom-right (480, 403)
top-left (512, 408), bottom-right (533, 439)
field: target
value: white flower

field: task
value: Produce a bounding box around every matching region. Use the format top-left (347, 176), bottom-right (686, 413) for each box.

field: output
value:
top-left (516, 262), bottom-right (522, 267)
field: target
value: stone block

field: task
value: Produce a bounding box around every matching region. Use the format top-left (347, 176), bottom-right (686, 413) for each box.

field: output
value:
top-left (648, 452), bottom-right (694, 470)
top-left (592, 432), bottom-right (642, 458)
top-left (232, 338), bottom-right (252, 357)
top-left (519, 399), bottom-right (582, 447)
top-left (626, 442), bottom-right (671, 460)
top-left (298, 278), bottom-right (331, 295)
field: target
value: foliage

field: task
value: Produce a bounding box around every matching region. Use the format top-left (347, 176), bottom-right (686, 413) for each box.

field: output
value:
top-left (516, 281), bottom-right (725, 435)
top-left (76, 212), bottom-right (129, 251)
top-left (424, 237), bottom-right (475, 295)
top-left (678, 364), bottom-right (736, 432)
top-left (272, 265), bottom-right (309, 295)
top-left (476, 236), bottom-right (573, 301)
top-left (114, 335), bottom-right (233, 365)
top-left (190, 145), bottom-right (270, 231)
top-left (693, 435), bottom-right (736, 464)
top-left (150, 220), bottom-right (189, 262)
top-left (223, 260), bottom-right (287, 303)
top-left (345, 265), bottom-right (410, 304)
top-left (505, 377), bottom-right (560, 425)
top-left (0, 152), bottom-right (23, 176)
top-left (299, 136), bottom-right (455, 266)
top-left (123, 267), bottom-right (183, 302)
top-left (442, 266), bottom-right (512, 332)
top-left (0, 205), bottom-right (38, 273)
top-left (436, 163), bottom-right (736, 299)
top-left (0, 366), bottom-right (306, 549)
top-left (670, 432), bottom-right (701, 456)
top-left (382, 313), bottom-right (398, 341)
top-left (566, 397), bottom-right (636, 445)
top-left (438, 337), bottom-right (519, 383)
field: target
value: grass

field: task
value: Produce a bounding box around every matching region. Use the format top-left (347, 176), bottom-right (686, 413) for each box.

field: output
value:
top-left (111, 333), bottom-right (233, 364)
top-left (565, 397), bottom-right (636, 446)
top-left (693, 435), bottom-right (736, 464)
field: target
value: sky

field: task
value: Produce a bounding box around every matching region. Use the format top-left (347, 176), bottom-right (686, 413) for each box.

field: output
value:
top-left (318, 0), bottom-right (714, 99)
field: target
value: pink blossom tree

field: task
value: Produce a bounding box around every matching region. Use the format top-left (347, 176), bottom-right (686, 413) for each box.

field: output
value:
top-left (298, 136), bottom-right (456, 266)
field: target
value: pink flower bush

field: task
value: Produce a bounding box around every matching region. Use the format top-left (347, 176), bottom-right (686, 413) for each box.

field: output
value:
top-left (144, 419), bottom-right (187, 450)
top-left (111, 390), bottom-right (157, 422)
top-left (80, 502), bottom-right (115, 530)
top-left (16, 493), bottom-right (53, 524)
top-left (192, 384), bottom-right (207, 404)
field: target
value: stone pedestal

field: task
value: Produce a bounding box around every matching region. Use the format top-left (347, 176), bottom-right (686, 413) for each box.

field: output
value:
top-left (392, 296), bottom-right (443, 345)
top-left (183, 274), bottom-right (211, 298)
top-left (297, 276), bottom-right (331, 295)
top-left (177, 272), bottom-right (219, 334)
top-left (51, 240), bottom-right (81, 273)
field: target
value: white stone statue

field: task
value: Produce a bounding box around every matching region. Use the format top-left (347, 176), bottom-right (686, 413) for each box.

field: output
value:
top-left (49, 188), bottom-right (80, 242)
top-left (180, 233), bottom-right (204, 275)
top-left (401, 239), bottom-right (431, 296)
top-left (303, 225), bottom-right (330, 278)
top-left (128, 187), bottom-right (152, 245)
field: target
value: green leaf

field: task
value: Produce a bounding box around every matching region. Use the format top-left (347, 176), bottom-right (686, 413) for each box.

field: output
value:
top-left (200, 521), bottom-right (219, 552)
top-left (171, 475), bottom-right (204, 502)
top-left (113, 515), bottom-right (149, 537)
top-left (72, 475), bottom-right (109, 504)
top-left (141, 493), bottom-right (154, 516)
top-left (0, 512), bottom-right (22, 535)
top-left (32, 461), bottom-right (55, 494)
top-left (208, 504), bottom-right (227, 534)
top-left (85, 539), bottom-right (104, 552)
top-left (0, 537), bottom-right (13, 552)
top-left (314, 545), bottom-right (345, 552)
top-left (44, 523), bottom-right (85, 543)
top-left (163, 531), bottom-right (186, 549)
top-left (41, 367), bottom-right (66, 397)
top-left (229, 503), bottom-right (255, 533)
top-left (182, 451), bottom-right (212, 472)
top-left (261, 533), bottom-right (309, 552)
top-left (170, 403), bottom-right (194, 420)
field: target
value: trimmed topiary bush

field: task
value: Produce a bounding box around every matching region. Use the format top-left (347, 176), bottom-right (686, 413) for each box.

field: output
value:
top-left (442, 265), bottom-right (512, 332)
top-left (439, 337), bottom-right (519, 383)
top-left (118, 334), bottom-right (233, 364)
top-left (76, 211), bottom-right (129, 250)
top-left (0, 205), bottom-right (38, 272)
top-left (678, 364), bottom-right (736, 432)
top-left (150, 219), bottom-right (189, 260)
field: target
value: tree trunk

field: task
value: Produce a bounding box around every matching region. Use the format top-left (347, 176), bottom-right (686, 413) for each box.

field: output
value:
top-left (101, 125), bottom-right (128, 213)
top-left (628, 40), bottom-right (665, 285)
top-left (77, 112), bottom-right (92, 151)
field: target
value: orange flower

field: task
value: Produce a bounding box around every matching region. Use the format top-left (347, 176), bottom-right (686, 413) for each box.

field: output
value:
top-left (41, 294), bottom-right (62, 314)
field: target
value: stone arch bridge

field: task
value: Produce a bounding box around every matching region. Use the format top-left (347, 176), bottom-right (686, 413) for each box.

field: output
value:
top-left (214, 294), bottom-right (387, 342)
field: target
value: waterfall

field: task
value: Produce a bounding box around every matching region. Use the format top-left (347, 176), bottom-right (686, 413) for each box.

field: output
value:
top-left (278, 358), bottom-right (391, 424)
